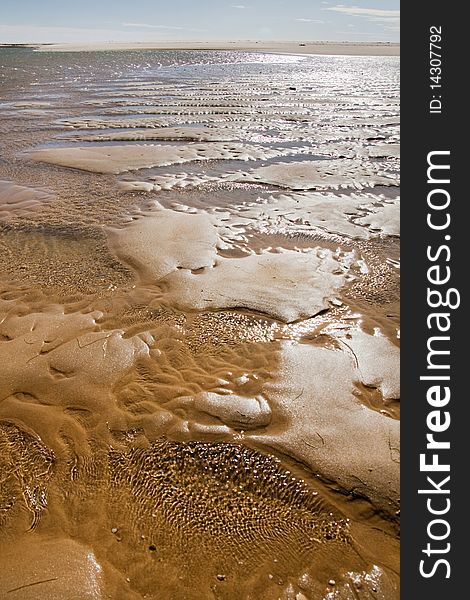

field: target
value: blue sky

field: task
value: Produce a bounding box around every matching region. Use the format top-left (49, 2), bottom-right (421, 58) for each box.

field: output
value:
top-left (0, 1), bottom-right (399, 44)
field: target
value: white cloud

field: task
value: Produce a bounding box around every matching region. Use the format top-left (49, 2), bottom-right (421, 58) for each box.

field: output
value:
top-left (0, 22), bottom-right (205, 43)
top-left (231, 4), bottom-right (247, 8)
top-left (335, 31), bottom-right (383, 37)
top-left (326, 6), bottom-right (399, 22)
top-left (366, 16), bottom-right (400, 24)
top-left (0, 24), bottom-right (128, 41)
top-left (121, 22), bottom-right (206, 32)
top-left (122, 22), bottom-right (189, 31)
top-left (295, 18), bottom-right (325, 24)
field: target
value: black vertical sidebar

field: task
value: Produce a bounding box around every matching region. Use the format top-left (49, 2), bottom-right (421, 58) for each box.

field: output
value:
top-left (401, 2), bottom-right (465, 598)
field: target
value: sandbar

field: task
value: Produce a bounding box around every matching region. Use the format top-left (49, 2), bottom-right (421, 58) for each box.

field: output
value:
top-left (33, 41), bottom-right (400, 56)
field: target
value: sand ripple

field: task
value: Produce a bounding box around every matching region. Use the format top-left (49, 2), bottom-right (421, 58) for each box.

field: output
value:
top-left (0, 49), bottom-right (400, 599)
top-left (0, 423), bottom-right (397, 599)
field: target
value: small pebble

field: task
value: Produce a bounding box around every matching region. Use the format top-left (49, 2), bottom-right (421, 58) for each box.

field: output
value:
top-left (111, 527), bottom-right (118, 534)
top-left (217, 574), bottom-right (226, 581)
top-left (328, 580), bottom-right (336, 586)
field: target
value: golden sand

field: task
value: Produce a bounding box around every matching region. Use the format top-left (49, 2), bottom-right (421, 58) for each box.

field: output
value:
top-left (0, 48), bottom-right (400, 599)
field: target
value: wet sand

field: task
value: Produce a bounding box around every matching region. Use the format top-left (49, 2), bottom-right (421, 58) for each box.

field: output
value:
top-left (0, 48), bottom-right (399, 598)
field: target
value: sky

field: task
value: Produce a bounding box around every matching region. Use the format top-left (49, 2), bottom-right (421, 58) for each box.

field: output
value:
top-left (0, 1), bottom-right (400, 44)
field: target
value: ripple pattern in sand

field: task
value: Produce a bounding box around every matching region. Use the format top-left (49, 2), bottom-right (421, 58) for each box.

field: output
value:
top-left (0, 49), bottom-right (400, 599)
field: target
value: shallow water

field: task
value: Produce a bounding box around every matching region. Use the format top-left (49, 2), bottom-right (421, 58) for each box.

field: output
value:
top-left (0, 48), bottom-right (399, 599)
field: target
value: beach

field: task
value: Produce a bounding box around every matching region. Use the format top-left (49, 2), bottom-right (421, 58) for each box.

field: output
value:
top-left (0, 46), bottom-right (400, 599)
top-left (29, 41), bottom-right (400, 56)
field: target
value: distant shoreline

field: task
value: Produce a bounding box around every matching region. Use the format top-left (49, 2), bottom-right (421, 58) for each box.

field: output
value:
top-left (1, 41), bottom-right (399, 56)
top-left (0, 43), bottom-right (43, 48)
